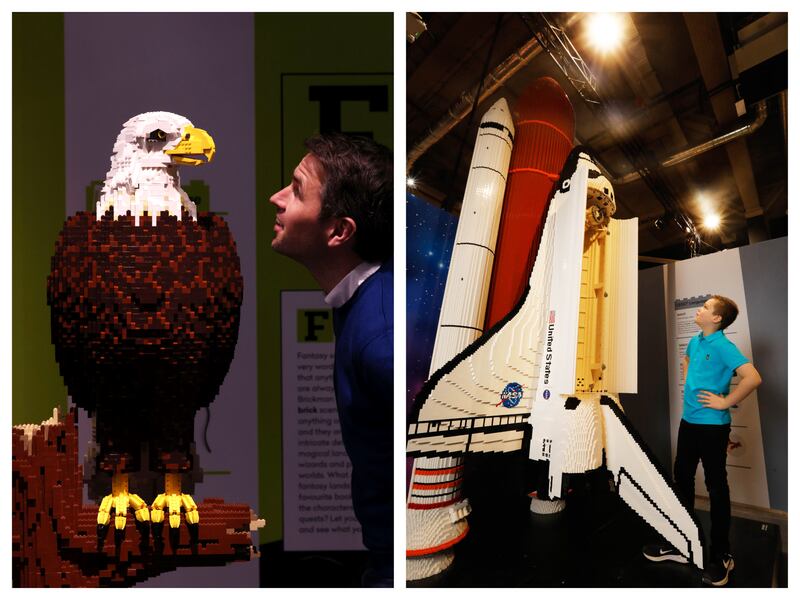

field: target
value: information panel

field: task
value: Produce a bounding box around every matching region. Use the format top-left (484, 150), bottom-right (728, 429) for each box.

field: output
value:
top-left (280, 290), bottom-right (363, 550)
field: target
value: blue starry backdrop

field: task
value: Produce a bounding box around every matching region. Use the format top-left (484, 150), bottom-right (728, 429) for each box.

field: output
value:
top-left (406, 193), bottom-right (458, 412)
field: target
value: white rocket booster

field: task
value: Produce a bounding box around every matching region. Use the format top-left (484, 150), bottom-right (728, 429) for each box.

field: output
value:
top-left (407, 98), bottom-right (514, 581)
top-left (430, 97), bottom-right (515, 371)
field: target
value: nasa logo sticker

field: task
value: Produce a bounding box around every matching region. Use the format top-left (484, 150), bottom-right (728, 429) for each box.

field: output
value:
top-left (543, 389), bottom-right (550, 400)
top-left (499, 382), bottom-right (523, 408)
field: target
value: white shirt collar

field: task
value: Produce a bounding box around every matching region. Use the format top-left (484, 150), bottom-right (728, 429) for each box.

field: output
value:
top-left (324, 261), bottom-right (382, 308)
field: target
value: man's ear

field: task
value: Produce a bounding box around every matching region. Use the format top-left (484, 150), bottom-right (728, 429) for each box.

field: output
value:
top-left (328, 216), bottom-right (357, 248)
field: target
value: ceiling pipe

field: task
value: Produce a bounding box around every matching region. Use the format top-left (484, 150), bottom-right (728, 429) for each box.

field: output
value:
top-left (614, 99), bottom-right (768, 185)
top-left (407, 14), bottom-right (582, 173)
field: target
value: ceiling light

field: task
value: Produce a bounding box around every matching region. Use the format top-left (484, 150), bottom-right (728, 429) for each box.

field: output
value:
top-left (703, 213), bottom-right (721, 231)
top-left (406, 176), bottom-right (417, 189)
top-left (586, 13), bottom-right (625, 54)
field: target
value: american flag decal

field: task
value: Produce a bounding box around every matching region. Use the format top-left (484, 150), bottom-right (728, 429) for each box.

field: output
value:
top-left (549, 310), bottom-right (556, 324)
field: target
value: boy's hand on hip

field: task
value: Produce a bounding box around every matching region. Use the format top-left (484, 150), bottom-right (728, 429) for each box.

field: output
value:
top-left (697, 391), bottom-right (727, 410)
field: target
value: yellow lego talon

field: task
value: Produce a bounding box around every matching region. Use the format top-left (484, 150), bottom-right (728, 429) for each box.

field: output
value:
top-left (135, 507), bottom-right (151, 522)
top-left (98, 473), bottom-right (151, 531)
top-left (154, 475), bottom-right (199, 529)
top-left (98, 494), bottom-right (114, 526)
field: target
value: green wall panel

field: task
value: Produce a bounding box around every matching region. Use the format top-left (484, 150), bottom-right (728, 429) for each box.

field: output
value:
top-left (12, 13), bottom-right (68, 425)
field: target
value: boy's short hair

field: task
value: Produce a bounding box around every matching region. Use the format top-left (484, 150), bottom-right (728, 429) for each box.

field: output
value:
top-left (304, 133), bottom-right (393, 263)
top-left (711, 294), bottom-right (739, 330)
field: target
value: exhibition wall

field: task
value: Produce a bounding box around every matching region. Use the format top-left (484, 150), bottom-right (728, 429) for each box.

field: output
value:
top-left (739, 237), bottom-right (788, 511)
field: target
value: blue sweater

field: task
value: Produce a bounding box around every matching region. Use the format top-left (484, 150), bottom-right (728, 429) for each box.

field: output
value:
top-left (332, 262), bottom-right (393, 555)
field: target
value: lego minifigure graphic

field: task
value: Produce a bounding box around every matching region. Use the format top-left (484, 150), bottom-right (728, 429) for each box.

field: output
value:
top-left (13, 112), bottom-right (257, 585)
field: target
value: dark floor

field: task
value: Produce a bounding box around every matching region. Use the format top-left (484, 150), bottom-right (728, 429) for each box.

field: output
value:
top-left (259, 542), bottom-right (368, 587)
top-left (410, 453), bottom-right (783, 587)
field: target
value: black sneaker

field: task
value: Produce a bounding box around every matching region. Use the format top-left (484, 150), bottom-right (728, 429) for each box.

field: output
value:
top-left (702, 554), bottom-right (734, 586)
top-left (642, 542), bottom-right (689, 563)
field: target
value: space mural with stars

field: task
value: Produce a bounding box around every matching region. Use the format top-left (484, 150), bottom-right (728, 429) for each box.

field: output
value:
top-left (406, 193), bottom-right (458, 412)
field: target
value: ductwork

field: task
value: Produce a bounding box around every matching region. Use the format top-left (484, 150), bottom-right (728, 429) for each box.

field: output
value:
top-left (615, 99), bottom-right (768, 185)
top-left (406, 14), bottom-right (582, 173)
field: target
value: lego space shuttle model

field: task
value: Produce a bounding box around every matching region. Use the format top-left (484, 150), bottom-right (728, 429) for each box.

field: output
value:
top-left (407, 147), bottom-right (705, 573)
top-left (406, 97), bottom-right (514, 580)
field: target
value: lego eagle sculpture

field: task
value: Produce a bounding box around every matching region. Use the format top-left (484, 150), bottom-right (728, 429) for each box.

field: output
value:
top-left (47, 111), bottom-right (243, 539)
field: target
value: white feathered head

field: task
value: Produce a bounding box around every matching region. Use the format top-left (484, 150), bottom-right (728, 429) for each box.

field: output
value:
top-left (98, 111), bottom-right (215, 225)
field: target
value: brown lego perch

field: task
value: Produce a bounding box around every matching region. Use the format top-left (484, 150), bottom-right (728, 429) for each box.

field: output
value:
top-left (13, 408), bottom-right (259, 587)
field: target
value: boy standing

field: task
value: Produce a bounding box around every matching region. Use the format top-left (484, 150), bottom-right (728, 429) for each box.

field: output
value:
top-left (644, 295), bottom-right (762, 586)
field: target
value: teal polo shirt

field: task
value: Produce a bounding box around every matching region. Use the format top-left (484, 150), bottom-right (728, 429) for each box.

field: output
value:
top-left (683, 330), bottom-right (749, 425)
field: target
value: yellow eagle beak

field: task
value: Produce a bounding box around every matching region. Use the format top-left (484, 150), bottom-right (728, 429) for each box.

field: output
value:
top-left (166, 126), bottom-right (216, 165)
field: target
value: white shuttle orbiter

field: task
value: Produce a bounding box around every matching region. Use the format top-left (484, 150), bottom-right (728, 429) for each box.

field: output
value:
top-left (407, 147), bottom-right (705, 571)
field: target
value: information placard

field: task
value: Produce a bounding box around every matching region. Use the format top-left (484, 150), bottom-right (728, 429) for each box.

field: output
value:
top-left (281, 290), bottom-right (364, 550)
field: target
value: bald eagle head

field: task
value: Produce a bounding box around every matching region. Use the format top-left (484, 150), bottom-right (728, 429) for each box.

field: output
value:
top-left (98, 111), bottom-right (216, 226)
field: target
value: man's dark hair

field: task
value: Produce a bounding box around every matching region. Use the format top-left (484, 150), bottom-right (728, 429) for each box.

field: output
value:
top-left (304, 133), bottom-right (393, 262)
top-left (711, 294), bottom-right (739, 330)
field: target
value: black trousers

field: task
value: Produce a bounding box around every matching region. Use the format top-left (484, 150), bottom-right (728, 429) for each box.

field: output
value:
top-left (673, 418), bottom-right (732, 559)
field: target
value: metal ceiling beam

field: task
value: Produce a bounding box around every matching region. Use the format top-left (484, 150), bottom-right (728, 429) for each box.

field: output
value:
top-left (527, 13), bottom-right (600, 104)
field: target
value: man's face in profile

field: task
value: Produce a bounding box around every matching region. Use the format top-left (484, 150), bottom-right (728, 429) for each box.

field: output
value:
top-left (269, 153), bottom-right (329, 262)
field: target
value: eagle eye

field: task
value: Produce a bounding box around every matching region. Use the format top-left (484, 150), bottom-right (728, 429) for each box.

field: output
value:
top-left (148, 129), bottom-right (167, 141)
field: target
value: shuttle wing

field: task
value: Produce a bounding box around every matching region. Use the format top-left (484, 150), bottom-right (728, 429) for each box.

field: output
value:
top-left (600, 396), bottom-right (705, 569)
